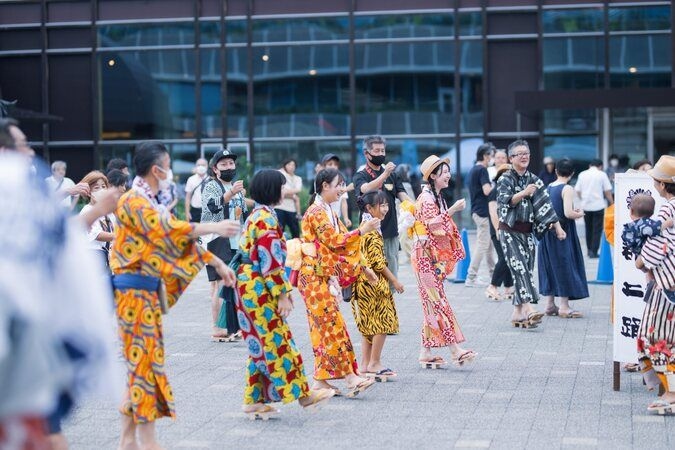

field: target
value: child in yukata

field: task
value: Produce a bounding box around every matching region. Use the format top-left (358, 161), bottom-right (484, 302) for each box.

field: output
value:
top-left (622, 193), bottom-right (673, 256)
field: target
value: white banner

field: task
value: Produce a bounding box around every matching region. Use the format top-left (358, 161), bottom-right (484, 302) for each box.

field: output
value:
top-left (612, 173), bottom-right (665, 363)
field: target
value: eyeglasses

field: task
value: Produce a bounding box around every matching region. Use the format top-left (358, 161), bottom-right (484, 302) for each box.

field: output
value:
top-left (512, 152), bottom-right (530, 158)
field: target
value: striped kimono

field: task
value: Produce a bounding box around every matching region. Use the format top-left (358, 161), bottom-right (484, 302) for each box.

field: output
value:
top-left (637, 197), bottom-right (675, 392)
top-left (496, 169), bottom-right (559, 305)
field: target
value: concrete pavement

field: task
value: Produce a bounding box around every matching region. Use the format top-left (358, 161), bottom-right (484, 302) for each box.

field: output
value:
top-left (64, 246), bottom-right (674, 449)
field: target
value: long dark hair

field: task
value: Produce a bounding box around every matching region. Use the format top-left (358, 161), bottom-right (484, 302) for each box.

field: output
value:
top-left (309, 168), bottom-right (344, 205)
top-left (427, 162), bottom-right (449, 211)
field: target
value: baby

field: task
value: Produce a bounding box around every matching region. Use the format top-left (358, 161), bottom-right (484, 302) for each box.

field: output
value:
top-left (621, 193), bottom-right (673, 256)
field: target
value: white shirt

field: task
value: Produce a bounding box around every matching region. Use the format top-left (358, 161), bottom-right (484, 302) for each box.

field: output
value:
top-left (184, 173), bottom-right (207, 208)
top-left (79, 204), bottom-right (115, 251)
top-left (331, 192), bottom-right (348, 219)
top-left (574, 166), bottom-right (612, 211)
top-left (277, 169), bottom-right (303, 213)
top-left (45, 175), bottom-right (76, 208)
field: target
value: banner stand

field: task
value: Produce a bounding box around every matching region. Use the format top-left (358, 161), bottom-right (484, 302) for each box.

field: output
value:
top-left (613, 361), bottom-right (620, 391)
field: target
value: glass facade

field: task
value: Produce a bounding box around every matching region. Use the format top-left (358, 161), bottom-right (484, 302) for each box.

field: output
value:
top-left (0, 0), bottom-right (672, 188)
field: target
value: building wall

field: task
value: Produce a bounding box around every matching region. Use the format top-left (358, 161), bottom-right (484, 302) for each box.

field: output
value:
top-left (0, 0), bottom-right (672, 187)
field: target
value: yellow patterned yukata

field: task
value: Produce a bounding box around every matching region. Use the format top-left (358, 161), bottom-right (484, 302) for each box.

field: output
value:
top-left (235, 205), bottom-right (310, 404)
top-left (110, 187), bottom-right (212, 423)
top-left (299, 200), bottom-right (362, 380)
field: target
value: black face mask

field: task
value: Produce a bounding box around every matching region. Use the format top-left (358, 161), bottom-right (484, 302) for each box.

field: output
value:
top-left (219, 169), bottom-right (236, 182)
top-left (368, 153), bottom-right (386, 166)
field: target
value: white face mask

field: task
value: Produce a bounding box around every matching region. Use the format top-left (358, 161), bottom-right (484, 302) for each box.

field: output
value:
top-left (610, 159), bottom-right (619, 168)
top-left (196, 165), bottom-right (207, 175)
top-left (156, 167), bottom-right (173, 190)
top-left (91, 190), bottom-right (104, 203)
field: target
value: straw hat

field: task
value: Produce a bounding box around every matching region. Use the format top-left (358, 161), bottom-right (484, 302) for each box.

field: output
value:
top-left (647, 155), bottom-right (675, 183)
top-left (420, 155), bottom-right (450, 181)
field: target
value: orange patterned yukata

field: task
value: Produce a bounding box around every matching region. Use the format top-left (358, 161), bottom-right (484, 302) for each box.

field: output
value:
top-left (110, 188), bottom-right (212, 423)
top-left (298, 199), bottom-right (362, 380)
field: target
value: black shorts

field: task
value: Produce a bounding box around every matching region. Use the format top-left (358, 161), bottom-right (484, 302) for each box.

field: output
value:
top-left (206, 237), bottom-right (233, 281)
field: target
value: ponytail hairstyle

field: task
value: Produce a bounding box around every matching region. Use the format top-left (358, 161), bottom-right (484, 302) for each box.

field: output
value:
top-left (309, 168), bottom-right (345, 205)
top-left (427, 162), bottom-right (450, 211)
top-left (356, 190), bottom-right (388, 214)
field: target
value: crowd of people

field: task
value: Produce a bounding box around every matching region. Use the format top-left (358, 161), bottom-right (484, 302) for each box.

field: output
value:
top-left (1, 116), bottom-right (675, 449)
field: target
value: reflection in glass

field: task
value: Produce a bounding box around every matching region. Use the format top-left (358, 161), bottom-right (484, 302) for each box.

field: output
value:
top-left (354, 14), bottom-right (454, 39)
top-left (460, 41), bottom-right (483, 133)
top-left (355, 42), bottom-right (456, 136)
top-left (459, 12), bottom-right (482, 36)
top-left (542, 8), bottom-right (603, 34)
top-left (253, 17), bottom-right (349, 43)
top-left (254, 140), bottom-right (350, 180)
top-left (609, 6), bottom-right (671, 32)
top-left (543, 109), bottom-right (597, 134)
top-left (612, 108), bottom-right (648, 164)
top-left (609, 35), bottom-right (671, 88)
top-left (100, 51), bottom-right (195, 140)
top-left (543, 37), bottom-right (604, 89)
top-left (200, 19), bottom-right (247, 45)
top-left (253, 45), bottom-right (349, 138)
top-left (544, 135), bottom-right (598, 175)
top-left (200, 49), bottom-right (248, 138)
top-left (99, 23), bottom-right (194, 47)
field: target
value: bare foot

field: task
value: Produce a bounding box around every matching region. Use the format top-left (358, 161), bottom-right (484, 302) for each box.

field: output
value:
top-left (117, 441), bottom-right (140, 450)
top-left (312, 380), bottom-right (338, 391)
top-left (140, 443), bottom-right (164, 450)
top-left (242, 403), bottom-right (269, 413)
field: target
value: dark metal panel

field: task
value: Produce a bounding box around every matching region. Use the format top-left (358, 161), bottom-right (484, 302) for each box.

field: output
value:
top-left (41, 0), bottom-right (50, 161)
top-left (515, 88), bottom-right (675, 111)
top-left (356, 0), bottom-right (451, 11)
top-left (253, 0), bottom-right (350, 15)
top-left (487, 12), bottom-right (537, 35)
top-left (349, 0), bottom-right (356, 168)
top-left (488, 40), bottom-right (539, 132)
top-left (194, 0), bottom-right (202, 151)
top-left (220, 0), bottom-right (227, 143)
top-left (0, 2), bottom-right (42, 25)
top-left (246, 0), bottom-right (254, 160)
top-left (48, 1), bottom-right (90, 22)
top-left (98, 0), bottom-right (193, 21)
top-left (92, 0), bottom-right (100, 167)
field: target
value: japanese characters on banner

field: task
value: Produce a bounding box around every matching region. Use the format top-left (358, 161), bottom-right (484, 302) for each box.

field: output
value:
top-left (613, 173), bottom-right (664, 363)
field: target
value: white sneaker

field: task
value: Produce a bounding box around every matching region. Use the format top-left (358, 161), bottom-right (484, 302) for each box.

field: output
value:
top-left (464, 277), bottom-right (488, 287)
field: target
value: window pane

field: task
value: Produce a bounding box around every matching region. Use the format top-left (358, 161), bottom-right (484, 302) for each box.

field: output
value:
top-left (0, 56), bottom-right (43, 139)
top-left (49, 28), bottom-right (92, 49)
top-left (253, 45), bottom-right (349, 138)
top-left (460, 41), bottom-right (483, 133)
top-left (253, 17), bottom-right (349, 43)
top-left (542, 8), bottom-right (603, 34)
top-left (100, 50), bottom-right (195, 140)
top-left (612, 108), bottom-right (648, 164)
top-left (253, 140), bottom-right (350, 180)
top-left (459, 12), bottom-right (482, 36)
top-left (99, 23), bottom-right (195, 47)
top-left (200, 19), bottom-right (247, 45)
top-left (355, 42), bottom-right (456, 135)
top-left (49, 55), bottom-right (93, 140)
top-left (543, 135), bottom-right (598, 175)
top-left (0, 29), bottom-right (41, 51)
top-left (543, 37), bottom-right (604, 89)
top-left (610, 35), bottom-right (671, 88)
top-left (609, 6), bottom-right (671, 32)
top-left (355, 14), bottom-right (454, 40)
top-left (543, 109), bottom-right (597, 134)
top-left (200, 49), bottom-right (248, 138)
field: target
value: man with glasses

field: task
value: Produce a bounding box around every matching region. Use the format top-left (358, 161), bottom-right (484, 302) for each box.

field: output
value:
top-left (466, 143), bottom-right (497, 287)
top-left (497, 140), bottom-right (566, 328)
top-left (353, 135), bottom-right (412, 279)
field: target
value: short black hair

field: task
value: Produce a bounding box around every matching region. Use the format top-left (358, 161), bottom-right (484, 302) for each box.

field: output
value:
top-left (281, 158), bottom-right (296, 168)
top-left (555, 158), bottom-right (575, 178)
top-left (476, 142), bottom-right (495, 162)
top-left (134, 141), bottom-right (169, 176)
top-left (356, 190), bottom-right (388, 213)
top-left (590, 158), bottom-right (603, 168)
top-left (632, 159), bottom-right (652, 170)
top-left (0, 117), bottom-right (18, 148)
top-left (106, 157), bottom-right (128, 172)
top-left (249, 169), bottom-right (286, 206)
top-left (106, 168), bottom-right (128, 188)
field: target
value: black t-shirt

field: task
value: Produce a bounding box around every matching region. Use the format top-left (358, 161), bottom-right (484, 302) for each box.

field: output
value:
top-left (353, 166), bottom-right (406, 239)
top-left (488, 189), bottom-right (497, 237)
top-left (468, 164), bottom-right (490, 217)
